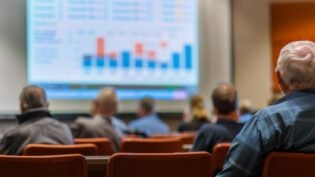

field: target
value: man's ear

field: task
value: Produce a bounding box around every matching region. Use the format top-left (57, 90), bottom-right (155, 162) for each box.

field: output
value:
top-left (276, 71), bottom-right (289, 94)
top-left (20, 102), bottom-right (26, 113)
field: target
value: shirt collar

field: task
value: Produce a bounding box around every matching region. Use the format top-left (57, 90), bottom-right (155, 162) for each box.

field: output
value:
top-left (275, 89), bottom-right (315, 105)
top-left (216, 118), bottom-right (240, 125)
top-left (16, 107), bottom-right (52, 124)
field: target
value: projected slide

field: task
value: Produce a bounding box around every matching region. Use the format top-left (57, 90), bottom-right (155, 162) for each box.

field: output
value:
top-left (27, 0), bottom-right (199, 100)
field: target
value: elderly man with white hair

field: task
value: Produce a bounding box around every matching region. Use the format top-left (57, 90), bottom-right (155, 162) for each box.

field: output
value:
top-left (71, 87), bottom-right (125, 152)
top-left (217, 41), bottom-right (315, 177)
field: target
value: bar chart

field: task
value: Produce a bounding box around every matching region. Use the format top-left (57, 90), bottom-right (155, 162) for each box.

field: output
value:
top-left (82, 37), bottom-right (193, 72)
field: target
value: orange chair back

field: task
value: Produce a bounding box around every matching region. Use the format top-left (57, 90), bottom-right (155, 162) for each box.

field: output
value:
top-left (0, 154), bottom-right (87, 177)
top-left (262, 152), bottom-right (315, 177)
top-left (120, 138), bottom-right (183, 153)
top-left (23, 144), bottom-right (98, 156)
top-left (213, 143), bottom-right (231, 172)
top-left (151, 133), bottom-right (196, 144)
top-left (74, 138), bottom-right (114, 155)
top-left (107, 152), bottom-right (213, 177)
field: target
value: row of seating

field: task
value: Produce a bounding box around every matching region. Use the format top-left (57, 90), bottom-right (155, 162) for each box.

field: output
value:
top-left (22, 137), bottom-right (189, 156)
top-left (0, 152), bottom-right (313, 177)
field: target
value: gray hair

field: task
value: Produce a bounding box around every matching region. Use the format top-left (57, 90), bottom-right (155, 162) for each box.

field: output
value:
top-left (276, 41), bottom-right (315, 91)
top-left (20, 85), bottom-right (48, 110)
top-left (96, 87), bottom-right (118, 112)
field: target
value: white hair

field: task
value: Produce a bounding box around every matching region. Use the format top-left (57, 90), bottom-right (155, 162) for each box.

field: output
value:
top-left (276, 40), bottom-right (315, 91)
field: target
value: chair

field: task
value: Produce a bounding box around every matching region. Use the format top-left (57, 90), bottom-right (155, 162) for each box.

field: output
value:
top-left (262, 152), bottom-right (315, 177)
top-left (151, 133), bottom-right (196, 145)
top-left (74, 138), bottom-right (114, 155)
top-left (213, 143), bottom-right (231, 173)
top-left (107, 152), bottom-right (213, 177)
top-left (179, 133), bottom-right (196, 144)
top-left (0, 154), bottom-right (87, 177)
top-left (23, 144), bottom-right (98, 156)
top-left (120, 137), bottom-right (183, 153)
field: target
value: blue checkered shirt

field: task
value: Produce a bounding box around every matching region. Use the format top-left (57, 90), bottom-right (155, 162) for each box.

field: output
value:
top-left (217, 89), bottom-right (315, 177)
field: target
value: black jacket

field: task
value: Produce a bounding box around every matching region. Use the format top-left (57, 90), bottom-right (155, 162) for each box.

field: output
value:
top-left (192, 119), bottom-right (243, 153)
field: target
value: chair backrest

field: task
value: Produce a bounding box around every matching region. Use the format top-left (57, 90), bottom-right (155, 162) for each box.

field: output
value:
top-left (0, 154), bottom-right (87, 177)
top-left (120, 138), bottom-right (183, 153)
top-left (23, 144), bottom-right (98, 156)
top-left (151, 133), bottom-right (196, 145)
top-left (213, 143), bottom-right (231, 172)
top-left (107, 152), bottom-right (213, 177)
top-left (262, 152), bottom-right (315, 177)
top-left (74, 138), bottom-right (114, 155)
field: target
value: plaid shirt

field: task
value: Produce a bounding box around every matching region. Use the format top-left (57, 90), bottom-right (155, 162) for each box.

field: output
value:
top-left (217, 89), bottom-right (315, 177)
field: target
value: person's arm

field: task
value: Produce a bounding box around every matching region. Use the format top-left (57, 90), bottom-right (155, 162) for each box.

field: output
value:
top-left (0, 128), bottom-right (23, 155)
top-left (216, 116), bottom-right (267, 177)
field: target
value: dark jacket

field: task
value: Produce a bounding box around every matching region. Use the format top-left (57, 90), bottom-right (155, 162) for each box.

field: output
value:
top-left (71, 115), bottom-right (121, 152)
top-left (0, 108), bottom-right (73, 155)
top-left (177, 119), bottom-right (210, 132)
top-left (192, 119), bottom-right (243, 153)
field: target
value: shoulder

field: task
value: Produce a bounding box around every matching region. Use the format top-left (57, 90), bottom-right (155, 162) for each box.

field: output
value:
top-left (200, 123), bottom-right (228, 133)
top-left (128, 118), bottom-right (143, 127)
top-left (74, 117), bottom-right (93, 125)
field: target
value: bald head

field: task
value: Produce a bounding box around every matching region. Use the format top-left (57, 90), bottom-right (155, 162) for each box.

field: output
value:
top-left (20, 85), bottom-right (49, 112)
top-left (212, 84), bottom-right (238, 115)
top-left (92, 88), bottom-right (118, 116)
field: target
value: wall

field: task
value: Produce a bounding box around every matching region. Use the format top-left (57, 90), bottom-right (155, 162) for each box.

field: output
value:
top-left (233, 0), bottom-right (315, 109)
top-left (0, 0), bottom-right (232, 113)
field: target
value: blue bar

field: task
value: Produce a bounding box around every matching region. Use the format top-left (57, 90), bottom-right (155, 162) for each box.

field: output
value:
top-left (185, 45), bottom-right (192, 69)
top-left (109, 58), bottom-right (117, 68)
top-left (83, 55), bottom-right (92, 68)
top-left (148, 60), bottom-right (156, 69)
top-left (122, 51), bottom-right (130, 68)
top-left (161, 62), bottom-right (168, 69)
top-left (96, 57), bottom-right (105, 68)
top-left (172, 53), bottom-right (180, 69)
top-left (135, 59), bottom-right (143, 68)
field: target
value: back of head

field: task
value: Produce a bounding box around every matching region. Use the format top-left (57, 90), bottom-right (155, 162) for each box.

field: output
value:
top-left (276, 40), bottom-right (315, 91)
top-left (94, 87), bottom-right (118, 115)
top-left (211, 84), bottom-right (238, 115)
top-left (20, 85), bottom-right (48, 112)
top-left (190, 94), bottom-right (209, 120)
top-left (139, 97), bottom-right (155, 115)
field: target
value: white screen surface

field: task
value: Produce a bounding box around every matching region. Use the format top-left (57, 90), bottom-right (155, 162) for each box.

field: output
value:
top-left (27, 0), bottom-right (199, 100)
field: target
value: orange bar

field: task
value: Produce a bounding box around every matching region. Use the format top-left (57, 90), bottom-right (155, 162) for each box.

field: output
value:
top-left (135, 42), bottom-right (144, 56)
top-left (97, 37), bottom-right (105, 57)
top-left (148, 51), bottom-right (156, 59)
top-left (109, 52), bottom-right (118, 59)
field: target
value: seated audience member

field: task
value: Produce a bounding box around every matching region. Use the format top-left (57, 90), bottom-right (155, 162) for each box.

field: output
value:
top-left (239, 99), bottom-right (253, 123)
top-left (97, 88), bottom-right (127, 135)
top-left (0, 85), bottom-right (73, 155)
top-left (71, 88), bottom-right (122, 152)
top-left (192, 84), bottom-right (243, 153)
top-left (177, 94), bottom-right (210, 132)
top-left (217, 41), bottom-right (315, 177)
top-left (128, 97), bottom-right (169, 136)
